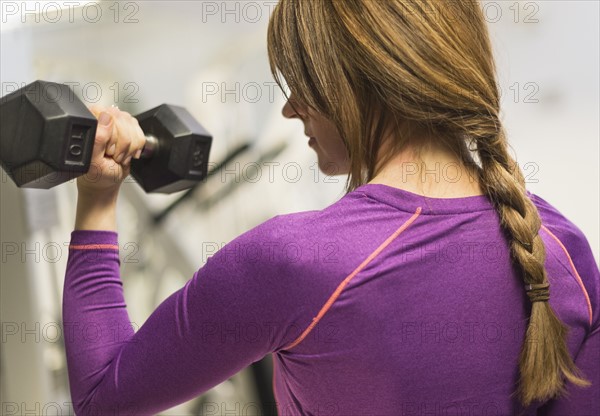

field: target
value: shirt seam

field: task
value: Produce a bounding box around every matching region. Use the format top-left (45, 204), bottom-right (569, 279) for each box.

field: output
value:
top-left (280, 206), bottom-right (422, 351)
top-left (358, 192), bottom-right (495, 215)
top-left (540, 224), bottom-right (594, 330)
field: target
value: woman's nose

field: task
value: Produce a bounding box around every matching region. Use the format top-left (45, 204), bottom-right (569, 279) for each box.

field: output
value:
top-left (282, 100), bottom-right (296, 119)
top-left (282, 96), bottom-right (306, 120)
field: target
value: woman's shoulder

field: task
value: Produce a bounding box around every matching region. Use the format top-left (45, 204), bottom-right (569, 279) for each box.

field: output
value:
top-left (237, 191), bottom-right (361, 244)
top-left (529, 191), bottom-right (600, 328)
top-left (208, 200), bottom-right (366, 288)
top-left (528, 191), bottom-right (593, 253)
top-left (205, 209), bottom-right (329, 272)
top-left (237, 209), bottom-right (324, 243)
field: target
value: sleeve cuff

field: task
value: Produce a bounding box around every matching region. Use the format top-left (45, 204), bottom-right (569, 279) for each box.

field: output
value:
top-left (71, 230), bottom-right (118, 246)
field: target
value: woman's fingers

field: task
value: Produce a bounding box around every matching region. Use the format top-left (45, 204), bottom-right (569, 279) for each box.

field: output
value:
top-left (92, 112), bottom-right (114, 161)
top-left (106, 107), bottom-right (145, 166)
top-left (89, 105), bottom-right (119, 158)
top-left (106, 106), bottom-right (127, 161)
top-left (131, 117), bottom-right (145, 161)
top-left (88, 105), bottom-right (146, 166)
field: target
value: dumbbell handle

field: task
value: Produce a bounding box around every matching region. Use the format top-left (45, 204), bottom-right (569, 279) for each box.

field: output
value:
top-left (140, 134), bottom-right (159, 159)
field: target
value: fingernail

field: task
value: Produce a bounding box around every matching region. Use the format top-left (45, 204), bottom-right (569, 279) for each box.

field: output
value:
top-left (124, 156), bottom-right (132, 166)
top-left (134, 149), bottom-right (142, 159)
top-left (99, 112), bottom-right (112, 126)
top-left (107, 144), bottom-right (116, 155)
top-left (115, 153), bottom-right (125, 163)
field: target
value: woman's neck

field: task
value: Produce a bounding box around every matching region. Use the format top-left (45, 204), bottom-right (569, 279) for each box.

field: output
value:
top-left (369, 143), bottom-right (484, 199)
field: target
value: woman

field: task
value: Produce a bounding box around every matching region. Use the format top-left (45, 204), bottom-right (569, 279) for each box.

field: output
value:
top-left (64, 0), bottom-right (598, 414)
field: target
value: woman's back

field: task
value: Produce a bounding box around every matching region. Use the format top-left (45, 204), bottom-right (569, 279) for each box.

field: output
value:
top-left (259, 184), bottom-right (598, 415)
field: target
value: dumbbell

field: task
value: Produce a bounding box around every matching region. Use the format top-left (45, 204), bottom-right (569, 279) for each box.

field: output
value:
top-left (0, 80), bottom-right (212, 193)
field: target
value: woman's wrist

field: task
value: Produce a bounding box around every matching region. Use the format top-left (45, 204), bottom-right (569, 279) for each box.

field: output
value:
top-left (75, 189), bottom-right (119, 231)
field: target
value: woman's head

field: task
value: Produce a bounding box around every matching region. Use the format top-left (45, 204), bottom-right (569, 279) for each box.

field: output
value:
top-left (268, 0), bottom-right (590, 406)
top-left (268, 0), bottom-right (498, 190)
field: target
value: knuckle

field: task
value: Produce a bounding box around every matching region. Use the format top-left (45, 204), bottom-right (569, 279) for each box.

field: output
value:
top-left (107, 106), bottom-right (119, 115)
top-left (118, 140), bottom-right (131, 151)
top-left (95, 129), bottom-right (110, 144)
top-left (111, 125), bottom-right (120, 143)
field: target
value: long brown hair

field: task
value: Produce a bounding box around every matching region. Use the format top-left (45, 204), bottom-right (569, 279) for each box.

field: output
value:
top-left (267, 0), bottom-right (590, 406)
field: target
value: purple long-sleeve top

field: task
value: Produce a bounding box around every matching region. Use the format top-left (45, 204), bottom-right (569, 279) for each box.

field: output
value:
top-left (63, 183), bottom-right (599, 415)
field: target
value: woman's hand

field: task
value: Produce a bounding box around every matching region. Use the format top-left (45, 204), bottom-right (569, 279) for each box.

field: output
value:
top-left (77, 105), bottom-right (146, 198)
top-left (74, 105), bottom-right (146, 231)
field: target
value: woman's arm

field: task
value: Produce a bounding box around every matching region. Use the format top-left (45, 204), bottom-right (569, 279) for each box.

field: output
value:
top-left (65, 230), bottom-right (277, 414)
top-left (74, 192), bottom-right (118, 231)
top-left (63, 107), bottom-right (312, 414)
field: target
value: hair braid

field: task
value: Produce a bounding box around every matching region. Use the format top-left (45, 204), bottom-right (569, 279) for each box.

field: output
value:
top-left (476, 123), bottom-right (590, 405)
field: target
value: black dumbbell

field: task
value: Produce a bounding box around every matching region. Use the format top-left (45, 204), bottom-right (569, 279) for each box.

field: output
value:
top-left (0, 80), bottom-right (212, 194)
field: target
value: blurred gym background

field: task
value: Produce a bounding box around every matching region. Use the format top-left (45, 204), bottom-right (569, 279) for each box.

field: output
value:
top-left (1, 1), bottom-right (598, 414)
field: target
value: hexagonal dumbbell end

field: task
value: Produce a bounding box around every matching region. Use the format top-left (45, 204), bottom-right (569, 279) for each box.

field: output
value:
top-left (0, 80), bottom-right (96, 188)
top-left (131, 104), bottom-right (212, 194)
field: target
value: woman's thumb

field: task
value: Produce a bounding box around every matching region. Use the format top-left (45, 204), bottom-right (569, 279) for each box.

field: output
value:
top-left (98, 112), bottom-right (112, 126)
top-left (92, 112), bottom-right (113, 158)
